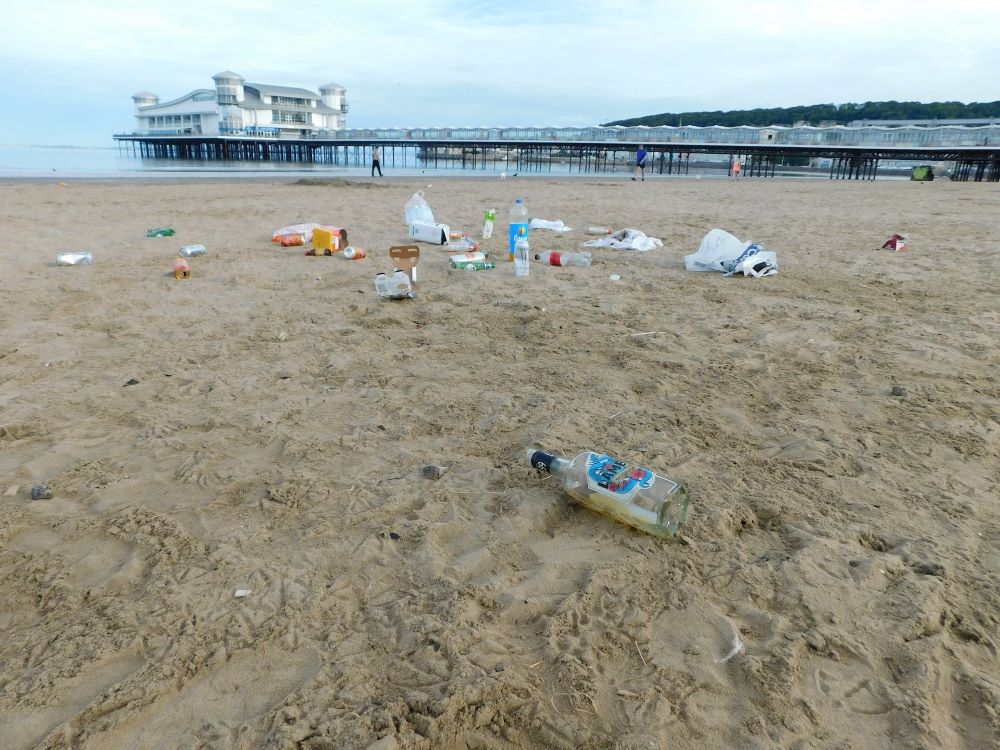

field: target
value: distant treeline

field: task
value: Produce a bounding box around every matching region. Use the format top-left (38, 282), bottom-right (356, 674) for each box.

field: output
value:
top-left (604, 101), bottom-right (1000, 128)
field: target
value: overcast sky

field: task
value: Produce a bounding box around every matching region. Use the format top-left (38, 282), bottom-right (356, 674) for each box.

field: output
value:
top-left (3, 0), bottom-right (999, 146)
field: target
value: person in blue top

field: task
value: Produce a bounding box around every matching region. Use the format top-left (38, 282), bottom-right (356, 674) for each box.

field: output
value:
top-left (632, 146), bottom-right (648, 181)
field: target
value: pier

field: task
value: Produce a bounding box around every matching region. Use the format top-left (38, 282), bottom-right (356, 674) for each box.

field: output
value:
top-left (113, 133), bottom-right (1000, 181)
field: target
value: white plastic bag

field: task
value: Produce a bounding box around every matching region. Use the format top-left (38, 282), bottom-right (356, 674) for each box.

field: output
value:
top-left (684, 229), bottom-right (776, 276)
top-left (583, 228), bottom-right (662, 252)
top-left (404, 190), bottom-right (435, 226)
top-left (529, 218), bottom-right (572, 233)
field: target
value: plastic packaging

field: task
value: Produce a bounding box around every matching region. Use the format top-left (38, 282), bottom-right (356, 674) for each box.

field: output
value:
top-left (534, 250), bottom-right (592, 268)
top-left (375, 271), bottom-right (416, 300)
top-left (179, 244), bottom-right (206, 258)
top-left (508, 198), bottom-right (529, 261)
top-left (586, 226), bottom-right (612, 235)
top-left (343, 246), bottom-right (366, 259)
top-left (56, 252), bottom-right (92, 266)
top-left (272, 223), bottom-right (320, 243)
top-left (278, 234), bottom-right (305, 247)
top-left (482, 208), bottom-right (496, 240)
top-left (147, 228), bottom-right (175, 238)
top-left (404, 190), bottom-right (435, 226)
top-left (451, 260), bottom-right (495, 271)
top-left (527, 448), bottom-right (688, 539)
top-left (448, 251), bottom-right (486, 264)
top-left (514, 236), bottom-right (530, 277)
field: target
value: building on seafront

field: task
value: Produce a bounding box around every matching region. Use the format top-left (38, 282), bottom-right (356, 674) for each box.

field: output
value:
top-left (131, 71), bottom-right (347, 137)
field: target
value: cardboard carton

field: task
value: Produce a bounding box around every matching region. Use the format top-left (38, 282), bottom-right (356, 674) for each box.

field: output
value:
top-left (408, 221), bottom-right (449, 245)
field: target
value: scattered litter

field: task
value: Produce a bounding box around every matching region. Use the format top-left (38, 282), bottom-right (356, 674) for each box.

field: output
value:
top-left (409, 220), bottom-right (449, 245)
top-left (529, 218), bottom-right (572, 233)
top-left (586, 226), bottom-right (612, 236)
top-left (272, 223), bottom-right (320, 243)
top-left (123, 378), bottom-right (140, 386)
top-left (375, 270), bottom-right (416, 300)
top-left (881, 233), bottom-right (908, 252)
top-left (311, 226), bottom-right (349, 255)
top-left (31, 485), bottom-right (53, 500)
top-left (609, 274), bottom-right (622, 281)
top-left (422, 464), bottom-right (449, 480)
top-left (891, 385), bottom-right (907, 397)
top-left (146, 227), bottom-right (175, 238)
top-left (234, 589), bottom-right (252, 598)
top-left (404, 190), bottom-right (435, 225)
top-left (179, 244), bottom-right (207, 258)
top-left (584, 228), bottom-right (662, 252)
top-left (173, 258), bottom-right (191, 279)
top-left (715, 634), bottom-right (744, 664)
top-left (684, 229), bottom-right (777, 277)
top-left (56, 252), bottom-right (93, 266)
top-left (388, 532), bottom-right (401, 540)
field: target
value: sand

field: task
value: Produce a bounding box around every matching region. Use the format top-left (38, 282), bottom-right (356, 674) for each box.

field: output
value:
top-left (0, 175), bottom-right (998, 750)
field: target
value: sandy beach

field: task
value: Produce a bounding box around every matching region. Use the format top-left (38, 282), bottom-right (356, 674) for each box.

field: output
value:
top-left (1, 175), bottom-right (998, 750)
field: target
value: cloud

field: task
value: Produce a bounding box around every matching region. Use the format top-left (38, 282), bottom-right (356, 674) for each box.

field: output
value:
top-left (2, 0), bottom-right (999, 144)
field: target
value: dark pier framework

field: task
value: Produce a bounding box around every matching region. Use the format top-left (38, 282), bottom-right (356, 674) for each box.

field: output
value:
top-left (114, 135), bottom-right (1000, 182)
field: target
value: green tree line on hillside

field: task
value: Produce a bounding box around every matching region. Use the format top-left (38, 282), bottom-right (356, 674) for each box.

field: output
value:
top-left (604, 101), bottom-right (1000, 128)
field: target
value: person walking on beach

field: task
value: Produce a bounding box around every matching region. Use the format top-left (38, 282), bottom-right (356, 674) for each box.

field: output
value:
top-left (632, 145), bottom-right (648, 181)
top-left (731, 156), bottom-right (742, 181)
top-left (371, 146), bottom-right (383, 177)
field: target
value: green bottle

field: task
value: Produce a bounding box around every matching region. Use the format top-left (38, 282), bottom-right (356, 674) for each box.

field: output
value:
top-left (146, 227), bottom-right (176, 237)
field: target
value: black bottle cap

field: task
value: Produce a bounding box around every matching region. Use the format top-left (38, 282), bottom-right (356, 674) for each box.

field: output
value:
top-left (529, 451), bottom-right (555, 473)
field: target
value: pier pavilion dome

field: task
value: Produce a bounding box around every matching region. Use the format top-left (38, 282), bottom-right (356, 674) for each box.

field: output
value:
top-left (212, 71), bottom-right (245, 107)
top-left (319, 82), bottom-right (345, 93)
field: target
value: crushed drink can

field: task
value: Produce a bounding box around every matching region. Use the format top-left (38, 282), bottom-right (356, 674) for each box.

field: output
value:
top-left (375, 270), bottom-right (415, 300)
top-left (179, 244), bottom-right (206, 258)
top-left (56, 252), bottom-right (92, 266)
top-left (343, 246), bottom-right (366, 259)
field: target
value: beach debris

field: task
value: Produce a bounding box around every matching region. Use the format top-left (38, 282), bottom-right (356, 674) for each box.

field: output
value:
top-left (404, 189), bottom-right (435, 226)
top-left (375, 270), bottom-right (416, 300)
top-left (234, 589), bottom-right (252, 598)
top-left (587, 226), bottom-right (612, 236)
top-left (609, 274), bottom-right (622, 282)
top-left (146, 227), bottom-right (175, 237)
top-left (31, 485), bottom-right (54, 500)
top-left (388, 532), bottom-right (401, 540)
top-left (123, 378), bottom-right (140, 387)
top-left (389, 245), bottom-right (421, 284)
top-left (585, 228), bottom-right (663, 253)
top-left (310, 226), bottom-right (349, 255)
top-left (715, 634), bottom-right (744, 664)
top-left (684, 229), bottom-right (777, 277)
top-left (56, 252), bottom-right (93, 266)
top-left (891, 385), bottom-right (907, 397)
top-left (529, 218), bottom-right (572, 233)
top-left (272, 223), bottom-right (320, 244)
top-left (174, 258), bottom-right (191, 279)
top-left (343, 246), bottom-right (366, 259)
top-left (179, 244), bottom-right (207, 258)
top-left (422, 464), bottom-right (449, 480)
top-left (409, 220), bottom-right (449, 245)
top-left (881, 233), bottom-right (908, 252)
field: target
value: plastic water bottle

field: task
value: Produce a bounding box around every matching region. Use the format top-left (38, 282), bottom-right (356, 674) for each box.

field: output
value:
top-left (482, 208), bottom-right (496, 240)
top-left (527, 448), bottom-right (688, 539)
top-left (514, 236), bottom-right (530, 276)
top-left (534, 250), bottom-right (592, 268)
top-left (508, 198), bottom-right (529, 261)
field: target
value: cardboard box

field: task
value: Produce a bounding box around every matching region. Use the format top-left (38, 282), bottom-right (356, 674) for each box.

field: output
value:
top-left (312, 226), bottom-right (349, 254)
top-left (408, 221), bottom-right (449, 245)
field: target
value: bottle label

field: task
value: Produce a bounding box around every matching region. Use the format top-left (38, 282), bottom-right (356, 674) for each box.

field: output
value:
top-left (585, 453), bottom-right (655, 503)
top-left (509, 223), bottom-right (528, 257)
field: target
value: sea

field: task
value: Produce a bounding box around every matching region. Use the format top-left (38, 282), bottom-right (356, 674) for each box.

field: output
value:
top-left (0, 144), bottom-right (912, 181)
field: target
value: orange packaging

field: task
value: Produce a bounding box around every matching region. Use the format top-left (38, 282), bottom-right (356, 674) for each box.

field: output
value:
top-left (174, 258), bottom-right (191, 279)
top-left (311, 226), bottom-right (349, 255)
top-left (278, 234), bottom-right (305, 247)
